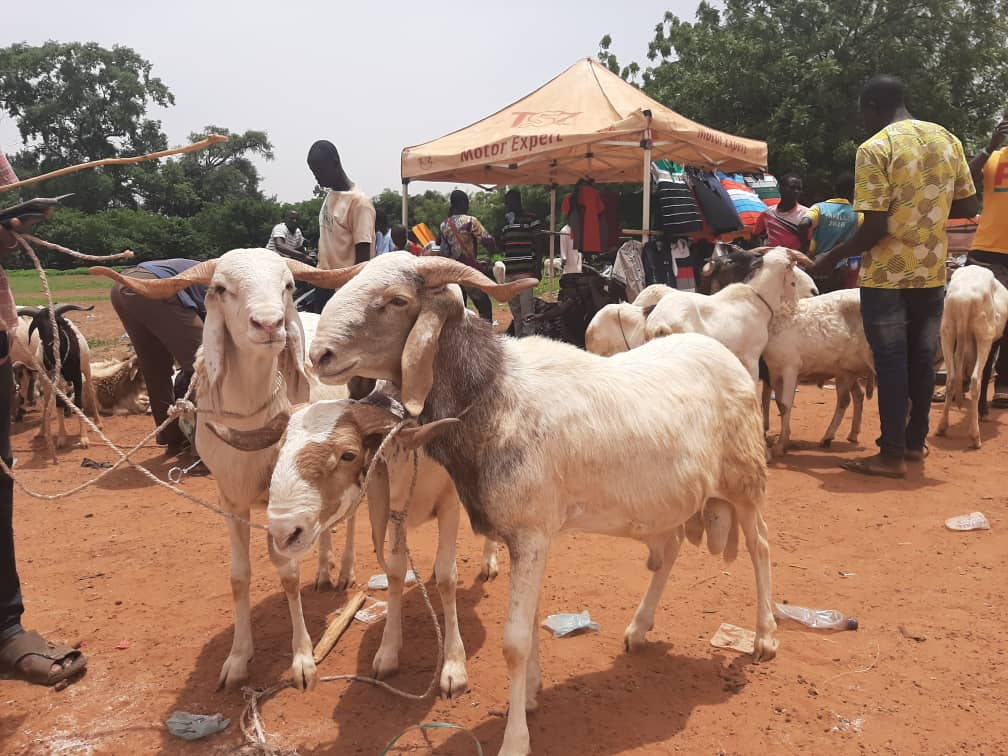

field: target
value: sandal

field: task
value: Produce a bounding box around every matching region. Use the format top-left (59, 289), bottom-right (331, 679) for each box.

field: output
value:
top-left (932, 387), bottom-right (946, 403)
top-left (991, 392), bottom-right (1008, 409)
top-left (841, 455), bottom-right (907, 479)
top-left (905, 445), bottom-right (929, 462)
top-left (0, 630), bottom-right (87, 686)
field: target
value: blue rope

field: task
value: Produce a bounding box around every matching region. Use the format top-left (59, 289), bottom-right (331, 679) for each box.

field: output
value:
top-left (381, 722), bottom-right (483, 755)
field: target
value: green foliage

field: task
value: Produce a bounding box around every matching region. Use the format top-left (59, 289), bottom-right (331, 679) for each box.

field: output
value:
top-left (601, 0), bottom-right (1008, 198)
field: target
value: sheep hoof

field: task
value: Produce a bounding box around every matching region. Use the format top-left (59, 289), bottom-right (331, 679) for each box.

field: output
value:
top-left (440, 660), bottom-right (469, 698)
top-left (936, 425), bottom-right (948, 437)
top-left (334, 570), bottom-right (356, 592)
top-left (217, 654), bottom-right (250, 691)
top-left (478, 561), bottom-right (499, 582)
top-left (971, 438), bottom-right (982, 450)
top-left (771, 443), bottom-right (786, 458)
top-left (846, 434), bottom-right (859, 444)
top-left (820, 438), bottom-right (833, 449)
top-left (371, 647), bottom-right (400, 680)
top-left (623, 624), bottom-right (650, 653)
top-left (291, 654), bottom-right (318, 691)
top-left (314, 572), bottom-right (335, 592)
top-left (752, 635), bottom-right (778, 663)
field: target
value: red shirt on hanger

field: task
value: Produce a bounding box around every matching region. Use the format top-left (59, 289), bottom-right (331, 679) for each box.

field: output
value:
top-left (562, 183), bottom-right (606, 253)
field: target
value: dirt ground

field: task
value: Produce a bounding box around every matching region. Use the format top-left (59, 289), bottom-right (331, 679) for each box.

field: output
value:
top-left (0, 298), bottom-right (1005, 756)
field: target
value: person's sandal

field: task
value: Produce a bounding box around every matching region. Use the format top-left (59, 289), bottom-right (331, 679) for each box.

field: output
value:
top-left (0, 630), bottom-right (87, 686)
top-left (905, 445), bottom-right (929, 462)
top-left (991, 391), bottom-right (1008, 409)
top-left (841, 455), bottom-right (907, 479)
top-left (932, 386), bottom-right (946, 403)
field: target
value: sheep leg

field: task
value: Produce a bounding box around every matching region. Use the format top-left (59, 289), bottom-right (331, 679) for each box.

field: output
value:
top-left (84, 376), bottom-right (103, 429)
top-left (624, 531), bottom-right (684, 652)
top-left (479, 537), bottom-right (499, 581)
top-left (334, 509), bottom-right (357, 591)
top-left (314, 526), bottom-right (336, 591)
top-left (847, 379), bottom-right (865, 443)
top-left (760, 380), bottom-right (772, 436)
top-left (371, 527), bottom-right (406, 680)
top-left (38, 388), bottom-right (57, 463)
top-left (820, 376), bottom-right (854, 448)
top-left (771, 368), bottom-right (799, 457)
top-left (499, 534), bottom-right (550, 756)
top-left (969, 338), bottom-right (994, 449)
top-left (219, 513), bottom-right (254, 690)
top-left (736, 502), bottom-right (777, 662)
top-left (268, 535), bottom-right (316, 691)
top-left (937, 326), bottom-right (955, 438)
top-left (73, 375), bottom-right (89, 449)
top-left (435, 501), bottom-right (468, 698)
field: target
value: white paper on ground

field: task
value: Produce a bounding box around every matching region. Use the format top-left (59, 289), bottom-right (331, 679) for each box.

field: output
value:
top-left (710, 622), bottom-right (755, 654)
top-left (944, 512), bottom-right (991, 531)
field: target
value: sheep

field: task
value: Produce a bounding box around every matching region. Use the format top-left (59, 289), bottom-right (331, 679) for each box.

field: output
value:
top-left (299, 253), bottom-right (777, 756)
top-left (90, 248), bottom-right (359, 690)
top-left (584, 284), bottom-right (673, 356)
top-left (89, 355), bottom-right (150, 416)
top-left (205, 390), bottom-right (485, 696)
top-left (761, 289), bottom-right (876, 455)
top-left (936, 265), bottom-right (1008, 448)
top-left (701, 243), bottom-right (820, 299)
top-left (23, 305), bottom-right (103, 458)
top-left (644, 246), bottom-right (810, 382)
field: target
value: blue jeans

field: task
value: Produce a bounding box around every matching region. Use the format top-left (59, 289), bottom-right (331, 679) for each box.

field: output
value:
top-left (860, 286), bottom-right (944, 458)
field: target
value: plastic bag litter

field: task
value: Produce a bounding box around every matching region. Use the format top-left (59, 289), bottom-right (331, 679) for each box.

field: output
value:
top-left (366, 570), bottom-right (417, 590)
top-left (542, 611), bottom-right (600, 638)
top-left (710, 623), bottom-right (755, 654)
top-left (354, 599), bottom-right (388, 624)
top-left (166, 711), bottom-right (230, 741)
top-left (945, 512), bottom-right (991, 531)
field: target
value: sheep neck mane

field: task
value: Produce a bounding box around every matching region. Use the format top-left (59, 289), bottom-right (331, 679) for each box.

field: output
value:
top-left (198, 330), bottom-right (286, 420)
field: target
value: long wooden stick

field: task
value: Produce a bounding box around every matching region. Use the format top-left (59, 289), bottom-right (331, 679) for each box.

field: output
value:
top-left (313, 590), bottom-right (367, 664)
top-left (0, 134), bottom-right (228, 193)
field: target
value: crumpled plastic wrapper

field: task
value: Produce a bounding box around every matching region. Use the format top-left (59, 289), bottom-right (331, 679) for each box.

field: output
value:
top-left (542, 611), bottom-right (600, 638)
top-left (166, 711), bottom-right (230, 741)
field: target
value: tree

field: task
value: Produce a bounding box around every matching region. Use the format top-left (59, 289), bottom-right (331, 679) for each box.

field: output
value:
top-left (0, 41), bottom-right (173, 210)
top-left (600, 1), bottom-right (1008, 197)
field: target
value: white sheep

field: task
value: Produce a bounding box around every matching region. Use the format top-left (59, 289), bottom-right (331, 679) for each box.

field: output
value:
top-left (300, 253), bottom-right (777, 756)
top-left (90, 249), bottom-right (358, 690)
top-left (644, 247), bottom-right (810, 381)
top-left (761, 289), bottom-right (876, 456)
top-left (206, 391), bottom-right (490, 696)
top-left (584, 284), bottom-right (673, 356)
top-left (936, 265), bottom-right (1008, 448)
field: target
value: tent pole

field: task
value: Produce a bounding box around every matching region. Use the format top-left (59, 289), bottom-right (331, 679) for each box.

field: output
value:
top-left (642, 137), bottom-right (652, 245)
top-left (401, 181), bottom-right (409, 226)
top-left (549, 186), bottom-right (557, 295)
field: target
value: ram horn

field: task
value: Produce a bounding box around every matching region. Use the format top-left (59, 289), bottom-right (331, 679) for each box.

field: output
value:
top-left (53, 304), bottom-right (95, 316)
top-left (16, 306), bottom-right (41, 318)
top-left (89, 259), bottom-right (218, 300)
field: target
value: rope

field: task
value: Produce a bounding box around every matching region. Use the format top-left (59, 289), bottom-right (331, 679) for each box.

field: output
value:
top-left (19, 234), bottom-right (135, 262)
top-left (3, 233), bottom-right (473, 754)
top-left (381, 722), bottom-right (484, 755)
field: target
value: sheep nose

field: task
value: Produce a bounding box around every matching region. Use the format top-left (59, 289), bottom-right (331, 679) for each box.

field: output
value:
top-left (250, 314), bottom-right (284, 334)
top-left (270, 523), bottom-right (306, 554)
top-left (311, 347), bottom-right (333, 369)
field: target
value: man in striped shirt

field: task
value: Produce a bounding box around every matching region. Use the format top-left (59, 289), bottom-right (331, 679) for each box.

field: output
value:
top-left (754, 173), bottom-right (809, 250)
top-left (500, 189), bottom-right (544, 337)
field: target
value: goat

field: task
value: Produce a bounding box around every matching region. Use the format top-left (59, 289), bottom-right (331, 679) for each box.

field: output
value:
top-left (936, 265), bottom-right (1008, 448)
top-left (645, 247), bottom-right (809, 381)
top-left (90, 248), bottom-right (359, 690)
top-left (207, 390), bottom-right (489, 696)
top-left (89, 355), bottom-right (149, 416)
top-left (23, 305), bottom-right (102, 458)
top-left (299, 253), bottom-right (777, 756)
top-left (762, 289), bottom-right (876, 455)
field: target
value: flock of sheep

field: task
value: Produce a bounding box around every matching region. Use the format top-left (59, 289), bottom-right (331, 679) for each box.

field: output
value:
top-left (16, 242), bottom-right (1002, 756)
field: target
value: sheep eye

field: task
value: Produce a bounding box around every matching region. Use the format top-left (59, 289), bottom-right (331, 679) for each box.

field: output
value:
top-left (389, 296), bottom-right (409, 307)
top-left (340, 451), bottom-right (357, 462)
top-left (213, 284), bottom-right (227, 296)
top-left (284, 281), bottom-right (294, 291)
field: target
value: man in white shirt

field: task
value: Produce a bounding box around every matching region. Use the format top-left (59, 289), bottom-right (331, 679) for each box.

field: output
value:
top-left (304, 140), bottom-right (376, 313)
top-left (265, 211), bottom-right (309, 262)
top-left (560, 223), bottom-right (581, 273)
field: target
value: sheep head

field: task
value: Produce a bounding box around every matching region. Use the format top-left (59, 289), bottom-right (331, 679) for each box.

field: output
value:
top-left (92, 249), bottom-right (312, 403)
top-left (207, 397), bottom-right (457, 559)
top-left (297, 252), bottom-right (537, 416)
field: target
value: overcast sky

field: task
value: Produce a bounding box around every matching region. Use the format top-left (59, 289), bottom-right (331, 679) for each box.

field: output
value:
top-left (2, 0), bottom-right (701, 201)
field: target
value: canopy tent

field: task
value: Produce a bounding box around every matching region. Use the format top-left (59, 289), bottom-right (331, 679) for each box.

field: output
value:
top-left (399, 57), bottom-right (767, 268)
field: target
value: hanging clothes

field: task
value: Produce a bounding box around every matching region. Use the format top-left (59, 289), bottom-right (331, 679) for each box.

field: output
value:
top-left (745, 173), bottom-right (781, 208)
top-left (562, 180), bottom-right (607, 253)
top-left (689, 168), bottom-right (743, 235)
top-left (601, 190), bottom-right (621, 251)
top-left (559, 224), bottom-right (582, 273)
top-left (653, 170), bottom-right (704, 235)
top-left (718, 172), bottom-right (768, 230)
top-left (612, 240), bottom-right (646, 301)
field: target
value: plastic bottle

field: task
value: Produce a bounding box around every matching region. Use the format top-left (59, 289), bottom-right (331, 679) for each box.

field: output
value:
top-left (774, 602), bottom-right (858, 631)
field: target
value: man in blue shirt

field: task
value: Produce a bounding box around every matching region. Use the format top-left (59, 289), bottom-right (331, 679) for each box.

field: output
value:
top-left (799, 173), bottom-right (863, 293)
top-left (110, 258), bottom-right (207, 456)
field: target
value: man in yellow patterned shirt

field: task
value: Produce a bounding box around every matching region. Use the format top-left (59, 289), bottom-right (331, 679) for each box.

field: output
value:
top-left (810, 76), bottom-right (978, 478)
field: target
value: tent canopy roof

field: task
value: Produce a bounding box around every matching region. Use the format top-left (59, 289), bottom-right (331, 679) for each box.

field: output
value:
top-left (401, 58), bottom-right (767, 185)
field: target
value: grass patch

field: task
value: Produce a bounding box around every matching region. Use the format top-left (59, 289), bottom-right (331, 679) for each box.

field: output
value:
top-left (86, 337), bottom-right (121, 350)
top-left (14, 293), bottom-right (110, 307)
top-left (9, 274), bottom-right (112, 296)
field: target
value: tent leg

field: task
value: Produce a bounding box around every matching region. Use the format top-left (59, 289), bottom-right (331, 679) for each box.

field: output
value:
top-left (401, 182), bottom-right (409, 226)
top-left (549, 187), bottom-right (557, 295)
top-left (642, 144), bottom-right (652, 245)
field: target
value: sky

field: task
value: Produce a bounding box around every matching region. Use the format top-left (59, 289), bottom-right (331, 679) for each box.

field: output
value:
top-left (2, 0), bottom-right (701, 202)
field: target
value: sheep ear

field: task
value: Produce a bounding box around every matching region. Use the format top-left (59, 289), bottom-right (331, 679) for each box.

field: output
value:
top-left (365, 459), bottom-right (391, 570)
top-left (400, 291), bottom-right (458, 416)
top-left (280, 303), bottom-right (310, 403)
top-left (396, 418), bottom-right (461, 451)
top-left (200, 307), bottom-right (228, 405)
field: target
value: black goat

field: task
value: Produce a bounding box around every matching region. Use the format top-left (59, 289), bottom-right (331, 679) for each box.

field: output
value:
top-left (21, 304), bottom-right (96, 457)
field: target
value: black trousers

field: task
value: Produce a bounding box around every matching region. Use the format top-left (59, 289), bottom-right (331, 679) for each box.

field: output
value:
top-left (0, 333), bottom-right (22, 642)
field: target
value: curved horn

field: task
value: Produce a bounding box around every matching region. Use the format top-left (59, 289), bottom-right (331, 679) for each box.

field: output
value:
top-left (89, 259), bottom-right (218, 300)
top-left (205, 410), bottom-right (291, 452)
top-left (54, 304), bottom-right (95, 316)
top-left (285, 260), bottom-right (368, 288)
top-left (16, 306), bottom-right (41, 318)
top-left (415, 257), bottom-right (538, 303)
